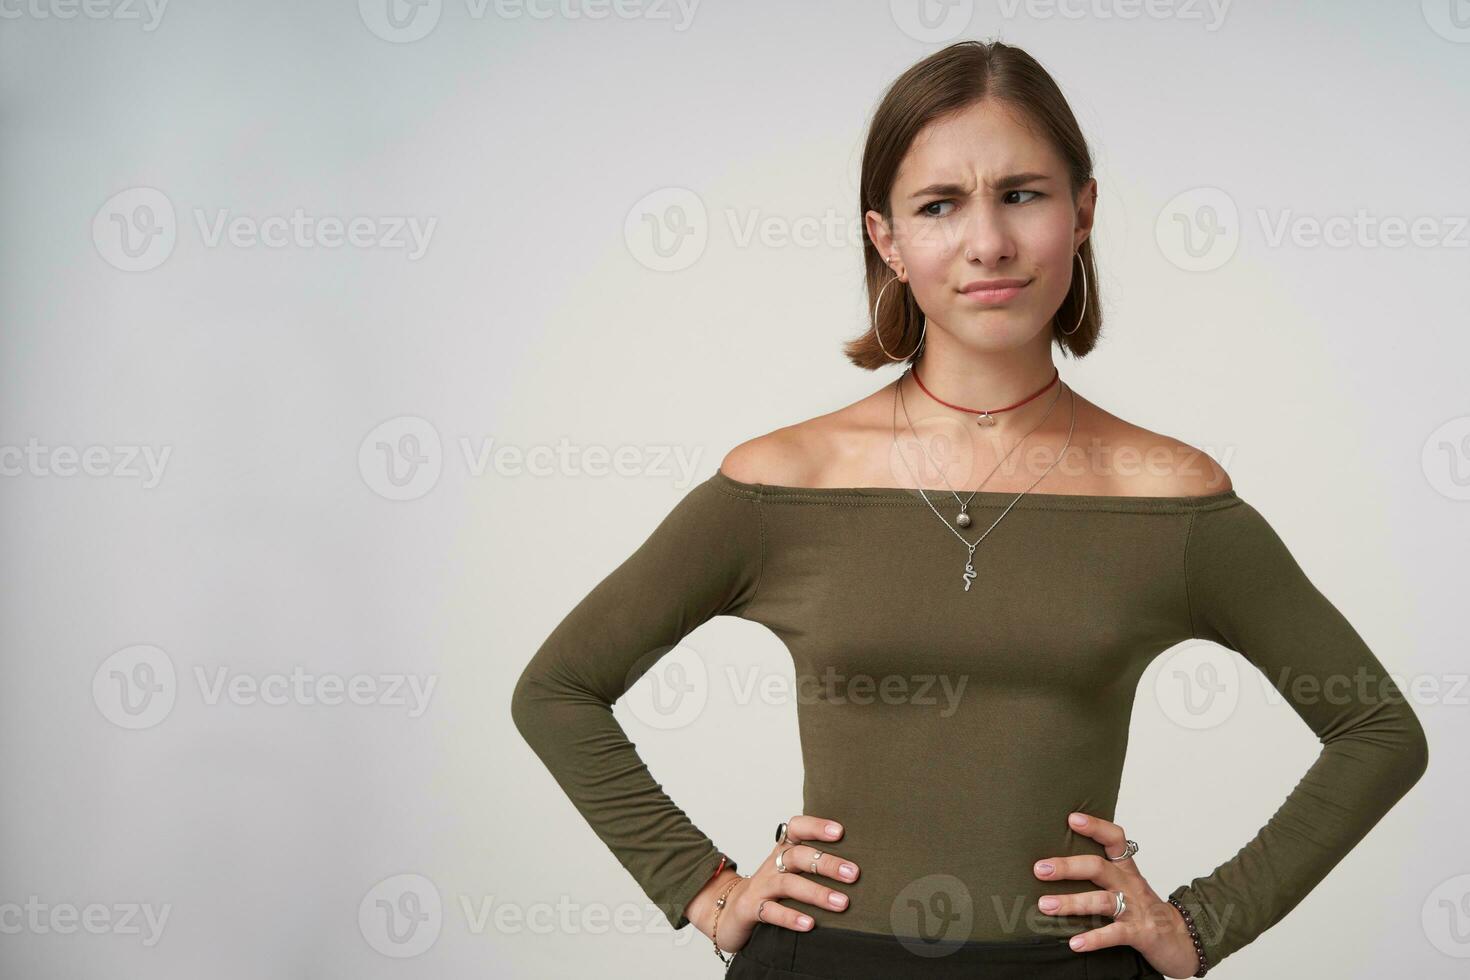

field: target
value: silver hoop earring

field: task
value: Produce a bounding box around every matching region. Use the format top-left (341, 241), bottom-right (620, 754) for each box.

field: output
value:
top-left (874, 254), bottom-right (925, 361)
top-left (1059, 250), bottom-right (1086, 336)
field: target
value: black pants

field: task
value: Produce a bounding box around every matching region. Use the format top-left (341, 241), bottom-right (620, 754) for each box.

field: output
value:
top-left (726, 921), bottom-right (1164, 979)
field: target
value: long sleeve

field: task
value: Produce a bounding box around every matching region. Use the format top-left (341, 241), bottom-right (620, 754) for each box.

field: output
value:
top-left (1167, 499), bottom-right (1430, 967)
top-left (509, 476), bottom-right (764, 931)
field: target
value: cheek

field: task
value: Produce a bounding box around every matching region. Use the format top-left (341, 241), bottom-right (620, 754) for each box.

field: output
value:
top-left (893, 218), bottom-right (960, 294)
top-left (1030, 207), bottom-right (1081, 267)
top-left (1035, 233), bottom-right (1076, 269)
top-left (895, 216), bottom-right (960, 267)
top-left (907, 247), bottom-right (953, 282)
top-left (1018, 223), bottom-right (1079, 302)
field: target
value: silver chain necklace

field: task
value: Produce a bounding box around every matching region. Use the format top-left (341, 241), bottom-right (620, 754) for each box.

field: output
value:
top-left (889, 372), bottom-right (1078, 592)
top-left (896, 364), bottom-right (1065, 528)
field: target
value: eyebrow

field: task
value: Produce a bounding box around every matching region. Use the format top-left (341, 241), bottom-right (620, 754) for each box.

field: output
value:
top-left (908, 172), bottom-right (1052, 200)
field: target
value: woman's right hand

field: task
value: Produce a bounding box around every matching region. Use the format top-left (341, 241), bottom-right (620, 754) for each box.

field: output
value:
top-left (691, 814), bottom-right (861, 954)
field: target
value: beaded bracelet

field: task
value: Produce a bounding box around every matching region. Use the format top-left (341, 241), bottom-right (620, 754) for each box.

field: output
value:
top-left (1166, 896), bottom-right (1212, 977)
top-left (709, 872), bottom-right (747, 967)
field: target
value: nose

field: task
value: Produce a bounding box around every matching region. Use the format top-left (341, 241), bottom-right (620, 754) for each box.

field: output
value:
top-left (960, 210), bottom-right (1015, 265)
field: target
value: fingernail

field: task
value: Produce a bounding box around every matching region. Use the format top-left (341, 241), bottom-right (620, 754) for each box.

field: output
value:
top-left (1039, 897), bottom-right (1059, 911)
top-left (827, 823), bottom-right (842, 836)
top-left (798, 915), bottom-right (812, 928)
top-left (828, 893), bottom-right (847, 908)
top-left (1069, 936), bottom-right (1084, 950)
top-left (840, 864), bottom-right (856, 880)
top-left (1069, 813), bottom-right (1086, 826)
top-left (1035, 862), bottom-right (1053, 875)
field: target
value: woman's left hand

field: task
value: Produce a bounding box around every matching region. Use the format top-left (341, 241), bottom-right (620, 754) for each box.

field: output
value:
top-left (1033, 811), bottom-right (1202, 979)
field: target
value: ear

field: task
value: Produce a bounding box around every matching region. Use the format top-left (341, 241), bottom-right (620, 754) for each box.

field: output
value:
top-left (865, 210), bottom-right (902, 278)
top-left (1073, 178), bottom-right (1098, 250)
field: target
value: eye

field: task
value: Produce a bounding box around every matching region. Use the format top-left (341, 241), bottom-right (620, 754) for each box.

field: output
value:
top-left (919, 199), bottom-right (955, 218)
top-left (1004, 189), bottom-right (1044, 204)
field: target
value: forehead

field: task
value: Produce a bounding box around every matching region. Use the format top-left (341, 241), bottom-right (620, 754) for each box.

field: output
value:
top-left (895, 99), bottom-right (1059, 188)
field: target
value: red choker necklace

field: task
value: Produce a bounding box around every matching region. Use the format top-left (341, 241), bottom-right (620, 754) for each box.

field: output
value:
top-left (910, 365), bottom-right (1060, 427)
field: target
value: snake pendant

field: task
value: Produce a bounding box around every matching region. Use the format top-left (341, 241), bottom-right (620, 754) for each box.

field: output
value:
top-left (960, 541), bottom-right (982, 592)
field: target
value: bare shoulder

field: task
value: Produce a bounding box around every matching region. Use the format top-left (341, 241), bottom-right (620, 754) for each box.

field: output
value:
top-left (719, 424), bottom-right (822, 488)
top-left (719, 404), bottom-right (875, 489)
top-left (1091, 408), bottom-right (1233, 497)
top-left (720, 388), bottom-right (1233, 497)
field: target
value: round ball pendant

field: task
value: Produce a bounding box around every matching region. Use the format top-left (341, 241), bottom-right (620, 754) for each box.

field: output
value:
top-left (956, 511), bottom-right (972, 527)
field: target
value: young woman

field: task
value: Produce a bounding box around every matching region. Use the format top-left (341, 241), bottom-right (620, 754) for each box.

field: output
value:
top-left (511, 41), bottom-right (1429, 979)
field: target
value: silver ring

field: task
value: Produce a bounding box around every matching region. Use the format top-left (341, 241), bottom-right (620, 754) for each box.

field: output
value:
top-left (775, 821), bottom-right (790, 845)
top-left (808, 849), bottom-right (823, 874)
top-left (1112, 890), bottom-right (1127, 918)
top-left (1107, 839), bottom-right (1139, 862)
top-left (775, 846), bottom-right (795, 873)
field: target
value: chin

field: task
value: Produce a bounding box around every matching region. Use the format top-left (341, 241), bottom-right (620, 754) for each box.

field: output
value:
top-left (953, 322), bottom-right (1043, 352)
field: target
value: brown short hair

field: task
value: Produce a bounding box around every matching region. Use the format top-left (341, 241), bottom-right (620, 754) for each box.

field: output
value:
top-left (844, 40), bottom-right (1101, 370)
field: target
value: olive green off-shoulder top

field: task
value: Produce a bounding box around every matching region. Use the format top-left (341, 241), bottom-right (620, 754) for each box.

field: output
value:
top-left (510, 470), bottom-right (1429, 968)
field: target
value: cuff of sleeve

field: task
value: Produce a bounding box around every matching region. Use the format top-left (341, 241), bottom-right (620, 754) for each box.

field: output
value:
top-left (1168, 883), bottom-right (1226, 971)
top-left (664, 848), bottom-right (739, 931)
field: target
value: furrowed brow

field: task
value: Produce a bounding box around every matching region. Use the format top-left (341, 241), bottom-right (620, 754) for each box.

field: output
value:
top-left (908, 172), bottom-right (1052, 199)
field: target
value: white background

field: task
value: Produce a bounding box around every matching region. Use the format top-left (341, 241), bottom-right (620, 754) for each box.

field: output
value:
top-left (1, 1), bottom-right (1466, 977)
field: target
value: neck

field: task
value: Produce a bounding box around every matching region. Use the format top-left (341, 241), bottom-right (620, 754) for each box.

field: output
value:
top-left (904, 329), bottom-right (1060, 432)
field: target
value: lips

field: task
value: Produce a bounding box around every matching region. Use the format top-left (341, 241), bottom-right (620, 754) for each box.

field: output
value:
top-left (958, 278), bottom-right (1029, 305)
top-left (960, 278), bottom-right (1029, 293)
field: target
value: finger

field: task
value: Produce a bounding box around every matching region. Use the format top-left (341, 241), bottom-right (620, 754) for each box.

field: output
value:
top-left (1064, 920), bottom-right (1130, 953)
top-left (1034, 854), bottom-right (1122, 888)
top-left (1037, 888), bottom-right (1128, 919)
top-left (774, 842), bottom-right (859, 883)
top-left (773, 867), bottom-right (852, 913)
top-left (1068, 812), bottom-right (1137, 868)
top-left (782, 814), bottom-right (845, 845)
top-left (753, 899), bottom-right (814, 932)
